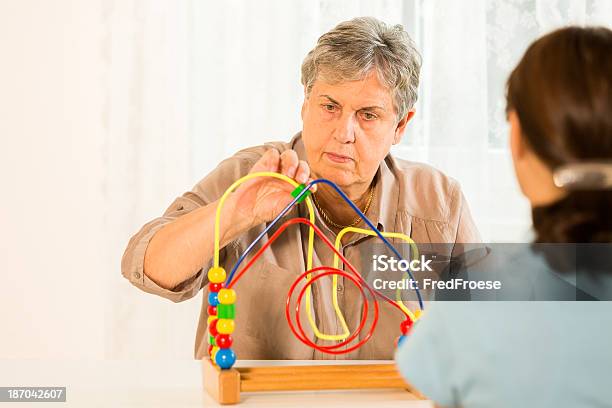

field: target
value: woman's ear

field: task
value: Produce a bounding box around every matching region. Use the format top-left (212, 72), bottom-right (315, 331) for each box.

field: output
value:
top-left (301, 89), bottom-right (310, 121)
top-left (509, 110), bottom-right (525, 162)
top-left (393, 110), bottom-right (416, 145)
top-left (300, 99), bottom-right (306, 121)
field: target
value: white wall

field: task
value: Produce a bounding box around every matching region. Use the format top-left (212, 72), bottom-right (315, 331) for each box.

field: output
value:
top-left (1, 0), bottom-right (108, 358)
top-left (0, 0), bottom-right (202, 360)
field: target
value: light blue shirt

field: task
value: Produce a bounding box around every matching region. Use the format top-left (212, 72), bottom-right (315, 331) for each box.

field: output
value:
top-left (395, 247), bottom-right (612, 407)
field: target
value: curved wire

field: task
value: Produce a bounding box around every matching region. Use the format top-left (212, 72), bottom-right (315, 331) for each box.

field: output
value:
top-left (225, 178), bottom-right (424, 310)
top-left (211, 171), bottom-right (349, 340)
top-left (333, 227), bottom-right (420, 322)
top-left (227, 217), bottom-right (411, 353)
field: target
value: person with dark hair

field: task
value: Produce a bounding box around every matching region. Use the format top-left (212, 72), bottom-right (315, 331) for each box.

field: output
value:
top-left (506, 26), bottom-right (612, 244)
top-left (396, 26), bottom-right (612, 407)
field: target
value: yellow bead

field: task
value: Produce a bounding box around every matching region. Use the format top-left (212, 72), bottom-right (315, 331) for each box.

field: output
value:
top-left (207, 267), bottom-right (226, 284)
top-left (207, 315), bottom-right (216, 326)
top-left (216, 319), bottom-right (235, 334)
top-left (211, 346), bottom-right (220, 363)
top-left (414, 309), bottom-right (422, 320)
top-left (218, 288), bottom-right (236, 305)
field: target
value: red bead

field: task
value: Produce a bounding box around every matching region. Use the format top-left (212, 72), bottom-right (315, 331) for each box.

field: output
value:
top-left (209, 282), bottom-right (224, 292)
top-left (215, 334), bottom-right (233, 349)
top-left (400, 319), bottom-right (413, 335)
top-left (208, 319), bottom-right (219, 337)
top-left (208, 344), bottom-right (213, 356)
top-left (207, 305), bottom-right (217, 316)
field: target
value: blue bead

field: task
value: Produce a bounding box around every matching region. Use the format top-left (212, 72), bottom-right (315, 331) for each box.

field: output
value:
top-left (208, 292), bottom-right (219, 306)
top-left (215, 348), bottom-right (236, 369)
top-left (397, 335), bottom-right (407, 347)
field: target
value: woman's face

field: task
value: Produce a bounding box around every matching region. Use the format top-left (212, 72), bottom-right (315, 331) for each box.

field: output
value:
top-left (301, 70), bottom-right (413, 196)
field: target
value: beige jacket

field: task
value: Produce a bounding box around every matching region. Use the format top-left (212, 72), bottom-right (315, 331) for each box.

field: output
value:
top-left (121, 133), bottom-right (481, 360)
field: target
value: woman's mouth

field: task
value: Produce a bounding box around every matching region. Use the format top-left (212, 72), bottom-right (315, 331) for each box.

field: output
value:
top-left (324, 152), bottom-right (353, 164)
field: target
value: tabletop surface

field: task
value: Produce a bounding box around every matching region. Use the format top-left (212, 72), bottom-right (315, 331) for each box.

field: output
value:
top-left (0, 359), bottom-right (432, 407)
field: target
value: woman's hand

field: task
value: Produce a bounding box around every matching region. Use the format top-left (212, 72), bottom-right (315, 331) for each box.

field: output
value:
top-left (143, 148), bottom-right (315, 290)
top-left (230, 148), bottom-right (316, 230)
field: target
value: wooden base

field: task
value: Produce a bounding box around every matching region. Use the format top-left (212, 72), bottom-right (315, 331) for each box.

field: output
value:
top-left (202, 357), bottom-right (241, 404)
top-left (202, 358), bottom-right (424, 405)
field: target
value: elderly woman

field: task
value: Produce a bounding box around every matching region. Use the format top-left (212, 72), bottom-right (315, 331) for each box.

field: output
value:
top-left (122, 17), bottom-right (480, 360)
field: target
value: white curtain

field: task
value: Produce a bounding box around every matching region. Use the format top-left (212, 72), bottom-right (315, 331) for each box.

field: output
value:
top-left (397, 0), bottom-right (612, 241)
top-left (103, 0), bottom-right (198, 359)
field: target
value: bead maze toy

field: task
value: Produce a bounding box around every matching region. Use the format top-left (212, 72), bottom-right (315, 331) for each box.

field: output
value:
top-left (202, 172), bottom-right (425, 404)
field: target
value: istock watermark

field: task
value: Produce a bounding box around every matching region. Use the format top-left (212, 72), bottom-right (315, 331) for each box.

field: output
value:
top-left (372, 278), bottom-right (502, 291)
top-left (372, 254), bottom-right (433, 272)
top-left (361, 243), bottom-right (612, 301)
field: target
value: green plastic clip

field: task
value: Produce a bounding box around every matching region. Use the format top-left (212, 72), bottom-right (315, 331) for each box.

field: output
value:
top-left (290, 184), bottom-right (311, 203)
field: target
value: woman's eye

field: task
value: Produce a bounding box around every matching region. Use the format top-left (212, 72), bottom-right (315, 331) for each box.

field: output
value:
top-left (323, 104), bottom-right (336, 112)
top-left (362, 112), bottom-right (377, 121)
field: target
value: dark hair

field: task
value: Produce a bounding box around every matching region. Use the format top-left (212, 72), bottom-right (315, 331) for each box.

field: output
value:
top-left (506, 26), bottom-right (612, 244)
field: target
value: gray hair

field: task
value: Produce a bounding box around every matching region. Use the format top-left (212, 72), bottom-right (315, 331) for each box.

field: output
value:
top-left (301, 17), bottom-right (422, 120)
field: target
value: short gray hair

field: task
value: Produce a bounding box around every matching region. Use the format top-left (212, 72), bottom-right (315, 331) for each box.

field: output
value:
top-left (301, 17), bottom-right (422, 120)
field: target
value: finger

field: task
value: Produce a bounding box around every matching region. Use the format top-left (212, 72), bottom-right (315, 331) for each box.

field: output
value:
top-left (250, 148), bottom-right (280, 173)
top-left (308, 177), bottom-right (317, 193)
top-left (280, 149), bottom-right (299, 178)
top-left (295, 160), bottom-right (310, 184)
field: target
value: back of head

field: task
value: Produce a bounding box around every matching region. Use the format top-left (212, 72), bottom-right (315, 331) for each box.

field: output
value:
top-left (506, 26), bottom-right (612, 244)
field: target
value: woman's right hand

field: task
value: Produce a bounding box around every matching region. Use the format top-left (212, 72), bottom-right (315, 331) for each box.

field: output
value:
top-left (142, 148), bottom-right (315, 290)
top-left (230, 148), bottom-right (316, 230)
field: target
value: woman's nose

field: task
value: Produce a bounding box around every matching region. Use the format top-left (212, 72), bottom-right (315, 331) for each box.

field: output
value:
top-left (334, 114), bottom-right (356, 143)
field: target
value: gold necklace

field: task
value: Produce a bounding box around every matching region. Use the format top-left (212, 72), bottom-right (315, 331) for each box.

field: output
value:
top-left (312, 184), bottom-right (375, 229)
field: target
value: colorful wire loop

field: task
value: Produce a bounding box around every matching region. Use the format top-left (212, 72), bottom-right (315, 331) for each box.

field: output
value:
top-left (207, 172), bottom-right (424, 369)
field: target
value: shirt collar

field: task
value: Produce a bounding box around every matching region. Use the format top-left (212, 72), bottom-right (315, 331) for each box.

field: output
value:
top-left (372, 157), bottom-right (399, 232)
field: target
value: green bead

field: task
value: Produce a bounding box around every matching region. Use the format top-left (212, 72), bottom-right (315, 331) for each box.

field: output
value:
top-left (209, 335), bottom-right (216, 346)
top-left (290, 184), bottom-right (311, 203)
top-left (217, 303), bottom-right (236, 319)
